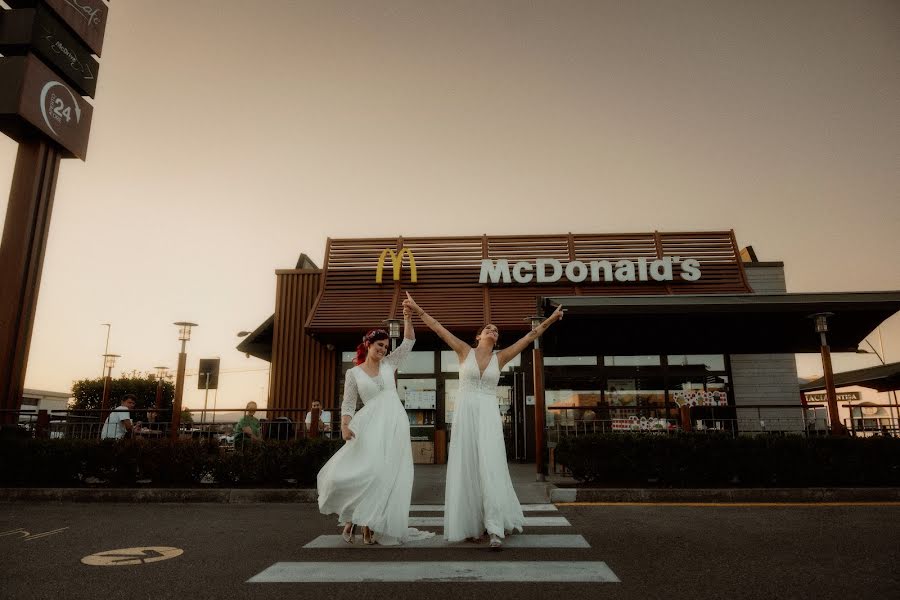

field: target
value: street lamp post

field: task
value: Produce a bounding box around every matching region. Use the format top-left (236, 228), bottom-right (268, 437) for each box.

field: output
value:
top-left (384, 318), bottom-right (402, 352)
top-left (530, 314), bottom-right (548, 482)
top-left (811, 313), bottom-right (844, 435)
top-left (153, 366), bottom-right (168, 412)
top-left (169, 322), bottom-right (197, 440)
top-left (99, 353), bottom-right (120, 431)
top-left (100, 323), bottom-right (111, 379)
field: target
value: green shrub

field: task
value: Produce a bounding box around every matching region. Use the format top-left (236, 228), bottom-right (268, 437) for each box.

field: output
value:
top-left (554, 433), bottom-right (900, 487)
top-left (0, 437), bottom-right (342, 487)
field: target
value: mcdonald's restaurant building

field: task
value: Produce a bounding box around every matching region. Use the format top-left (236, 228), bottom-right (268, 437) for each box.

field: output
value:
top-left (238, 231), bottom-right (900, 463)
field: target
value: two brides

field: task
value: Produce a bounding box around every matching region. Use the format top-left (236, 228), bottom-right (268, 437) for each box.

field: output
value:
top-left (316, 293), bottom-right (563, 548)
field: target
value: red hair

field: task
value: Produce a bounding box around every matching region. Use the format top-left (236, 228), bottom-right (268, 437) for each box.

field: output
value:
top-left (354, 329), bottom-right (389, 365)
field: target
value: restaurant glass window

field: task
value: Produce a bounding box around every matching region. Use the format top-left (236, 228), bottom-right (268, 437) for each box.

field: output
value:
top-left (545, 356), bottom-right (598, 367)
top-left (668, 375), bottom-right (732, 431)
top-left (546, 389), bottom-right (606, 437)
top-left (397, 351), bottom-right (435, 374)
top-left (398, 378), bottom-right (437, 440)
top-left (605, 374), bottom-right (668, 429)
top-left (667, 354), bottom-right (725, 371)
top-left (603, 355), bottom-right (661, 367)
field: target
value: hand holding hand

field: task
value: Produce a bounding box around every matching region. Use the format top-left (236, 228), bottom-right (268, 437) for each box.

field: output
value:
top-left (403, 305), bottom-right (413, 320)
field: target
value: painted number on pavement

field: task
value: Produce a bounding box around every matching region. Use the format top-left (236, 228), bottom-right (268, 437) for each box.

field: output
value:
top-left (81, 547), bottom-right (183, 566)
top-left (0, 527), bottom-right (68, 542)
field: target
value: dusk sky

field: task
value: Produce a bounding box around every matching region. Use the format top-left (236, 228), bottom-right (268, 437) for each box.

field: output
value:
top-left (1, 0), bottom-right (898, 412)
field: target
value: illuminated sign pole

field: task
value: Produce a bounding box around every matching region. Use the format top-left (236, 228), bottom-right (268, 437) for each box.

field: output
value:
top-left (0, 0), bottom-right (108, 424)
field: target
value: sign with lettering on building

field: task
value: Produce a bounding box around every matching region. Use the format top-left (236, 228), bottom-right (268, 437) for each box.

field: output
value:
top-left (804, 391), bottom-right (861, 404)
top-left (479, 256), bottom-right (702, 285)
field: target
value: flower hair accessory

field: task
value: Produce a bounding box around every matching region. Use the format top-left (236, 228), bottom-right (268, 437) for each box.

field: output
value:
top-left (364, 329), bottom-right (388, 342)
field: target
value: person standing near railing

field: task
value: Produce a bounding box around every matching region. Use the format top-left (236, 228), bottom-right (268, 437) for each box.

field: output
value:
top-left (304, 400), bottom-right (332, 437)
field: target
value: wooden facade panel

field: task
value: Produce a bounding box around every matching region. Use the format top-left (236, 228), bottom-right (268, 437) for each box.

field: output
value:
top-left (271, 271), bottom-right (336, 413)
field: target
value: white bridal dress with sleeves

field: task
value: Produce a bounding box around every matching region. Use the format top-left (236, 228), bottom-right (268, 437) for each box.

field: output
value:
top-left (316, 338), bottom-right (434, 545)
top-left (444, 350), bottom-right (525, 542)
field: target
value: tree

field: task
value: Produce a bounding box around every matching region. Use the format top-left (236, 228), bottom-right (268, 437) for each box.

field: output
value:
top-left (180, 409), bottom-right (194, 426)
top-left (71, 373), bottom-right (175, 418)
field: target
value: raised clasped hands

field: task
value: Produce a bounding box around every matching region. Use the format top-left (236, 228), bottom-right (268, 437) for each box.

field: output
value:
top-left (403, 291), bottom-right (421, 315)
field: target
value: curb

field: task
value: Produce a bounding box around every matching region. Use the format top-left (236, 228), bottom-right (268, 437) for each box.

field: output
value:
top-left (549, 487), bottom-right (900, 503)
top-left (0, 488), bottom-right (319, 503)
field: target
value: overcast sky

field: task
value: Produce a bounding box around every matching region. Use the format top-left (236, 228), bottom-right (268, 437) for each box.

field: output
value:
top-left (1, 0), bottom-right (898, 412)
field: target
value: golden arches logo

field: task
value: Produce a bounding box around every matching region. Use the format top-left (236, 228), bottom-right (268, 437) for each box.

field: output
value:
top-left (376, 247), bottom-right (417, 283)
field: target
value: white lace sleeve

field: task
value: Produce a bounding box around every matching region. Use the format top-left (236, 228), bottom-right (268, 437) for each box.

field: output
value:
top-left (384, 337), bottom-right (415, 372)
top-left (341, 369), bottom-right (360, 418)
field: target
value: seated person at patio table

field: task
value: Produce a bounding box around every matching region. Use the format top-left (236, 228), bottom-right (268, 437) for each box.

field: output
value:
top-left (304, 400), bottom-right (332, 437)
top-left (233, 401), bottom-right (262, 448)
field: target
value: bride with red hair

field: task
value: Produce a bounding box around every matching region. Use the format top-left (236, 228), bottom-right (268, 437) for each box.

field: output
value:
top-left (316, 304), bottom-right (433, 546)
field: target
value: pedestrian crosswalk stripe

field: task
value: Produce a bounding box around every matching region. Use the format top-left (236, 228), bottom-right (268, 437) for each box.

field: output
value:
top-left (303, 534), bottom-right (590, 549)
top-left (248, 561), bottom-right (619, 583)
top-left (409, 504), bottom-right (558, 512)
top-left (408, 516), bottom-right (570, 527)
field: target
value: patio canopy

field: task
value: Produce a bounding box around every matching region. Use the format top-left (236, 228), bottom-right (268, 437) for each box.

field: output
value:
top-left (540, 291), bottom-right (900, 355)
top-left (800, 361), bottom-right (900, 393)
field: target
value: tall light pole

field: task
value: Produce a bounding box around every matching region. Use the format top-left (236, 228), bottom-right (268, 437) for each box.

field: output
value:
top-left (530, 314), bottom-right (547, 482)
top-left (811, 312), bottom-right (844, 435)
top-left (169, 322), bottom-right (197, 440)
top-left (153, 366), bottom-right (168, 412)
top-left (100, 323), bottom-right (111, 379)
top-left (99, 353), bottom-right (120, 433)
top-left (384, 318), bottom-right (401, 352)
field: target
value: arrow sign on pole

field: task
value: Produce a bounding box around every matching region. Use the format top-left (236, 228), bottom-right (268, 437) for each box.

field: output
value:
top-left (0, 6), bottom-right (102, 97)
top-left (6, 0), bottom-right (109, 56)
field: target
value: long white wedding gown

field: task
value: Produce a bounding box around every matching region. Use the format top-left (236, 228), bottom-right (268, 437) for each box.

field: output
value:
top-left (317, 338), bottom-right (434, 545)
top-left (444, 349), bottom-right (525, 542)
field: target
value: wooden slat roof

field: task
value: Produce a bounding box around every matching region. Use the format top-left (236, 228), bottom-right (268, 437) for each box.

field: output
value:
top-left (305, 231), bottom-right (751, 335)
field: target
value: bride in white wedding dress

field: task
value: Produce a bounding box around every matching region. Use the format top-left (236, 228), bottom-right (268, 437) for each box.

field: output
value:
top-left (316, 305), bottom-right (434, 546)
top-left (403, 292), bottom-right (564, 549)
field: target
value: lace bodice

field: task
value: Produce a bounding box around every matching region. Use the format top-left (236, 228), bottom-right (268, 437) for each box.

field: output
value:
top-left (341, 338), bottom-right (414, 417)
top-left (458, 349), bottom-right (501, 396)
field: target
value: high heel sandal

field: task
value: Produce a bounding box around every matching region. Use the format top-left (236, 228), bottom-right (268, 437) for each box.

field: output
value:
top-left (362, 526), bottom-right (376, 545)
top-left (489, 533), bottom-right (503, 550)
top-left (341, 523), bottom-right (355, 544)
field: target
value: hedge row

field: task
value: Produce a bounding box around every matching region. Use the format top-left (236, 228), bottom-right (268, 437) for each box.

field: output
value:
top-left (554, 433), bottom-right (900, 487)
top-left (0, 438), bottom-right (343, 487)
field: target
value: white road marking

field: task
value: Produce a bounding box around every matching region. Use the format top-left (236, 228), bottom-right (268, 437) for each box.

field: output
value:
top-left (248, 561), bottom-right (619, 583)
top-left (408, 516), bottom-right (570, 527)
top-left (410, 504), bottom-right (558, 512)
top-left (81, 547), bottom-right (183, 566)
top-left (304, 534), bottom-right (590, 549)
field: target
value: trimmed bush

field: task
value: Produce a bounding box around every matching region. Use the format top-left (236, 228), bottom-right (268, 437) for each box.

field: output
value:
top-left (554, 433), bottom-right (900, 487)
top-left (0, 437), bottom-right (342, 487)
